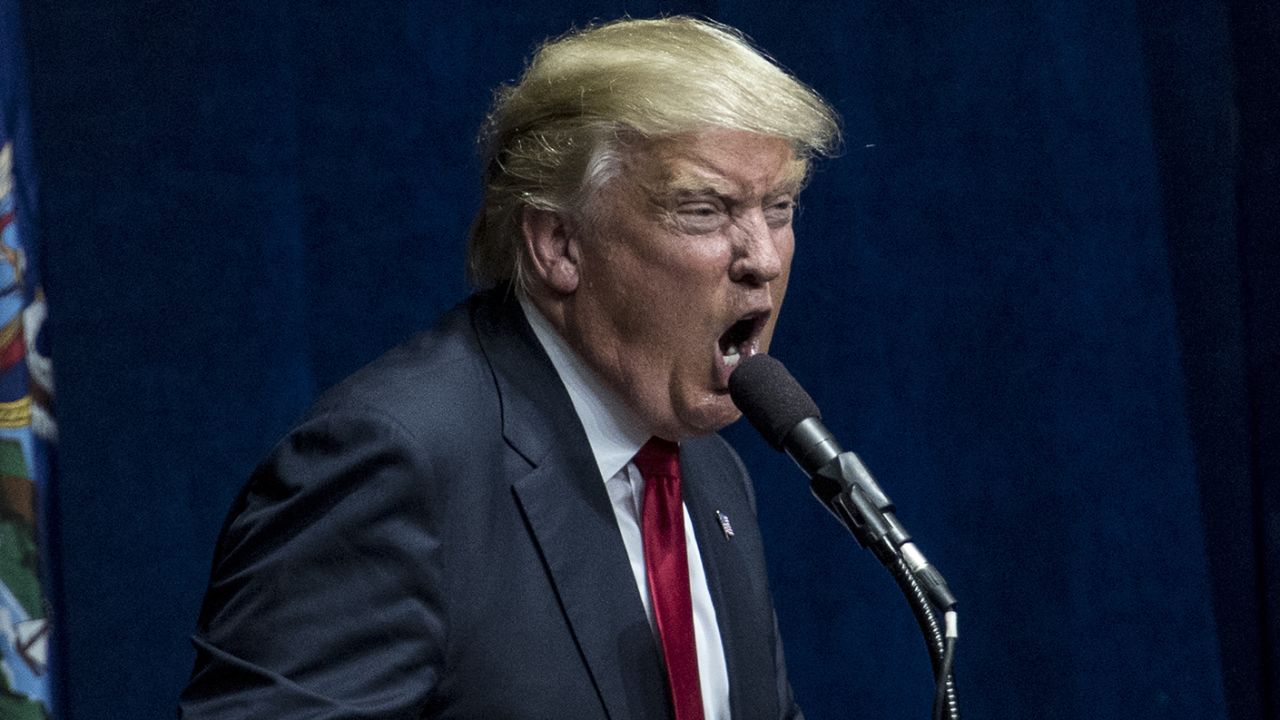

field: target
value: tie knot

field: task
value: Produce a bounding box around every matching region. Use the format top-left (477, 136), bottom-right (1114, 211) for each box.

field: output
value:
top-left (632, 437), bottom-right (681, 481)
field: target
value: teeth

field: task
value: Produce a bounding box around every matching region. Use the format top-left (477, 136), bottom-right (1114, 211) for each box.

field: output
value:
top-left (723, 346), bottom-right (741, 367)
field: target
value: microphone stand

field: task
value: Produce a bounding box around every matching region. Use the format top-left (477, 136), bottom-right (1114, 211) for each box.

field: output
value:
top-left (885, 555), bottom-right (959, 720)
top-left (801, 442), bottom-right (960, 720)
top-left (728, 355), bottom-right (959, 719)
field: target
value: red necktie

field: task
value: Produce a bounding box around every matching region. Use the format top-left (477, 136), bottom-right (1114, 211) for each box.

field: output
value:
top-left (633, 437), bottom-right (705, 720)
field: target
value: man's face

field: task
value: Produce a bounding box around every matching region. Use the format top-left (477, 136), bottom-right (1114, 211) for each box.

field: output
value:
top-left (564, 129), bottom-right (805, 440)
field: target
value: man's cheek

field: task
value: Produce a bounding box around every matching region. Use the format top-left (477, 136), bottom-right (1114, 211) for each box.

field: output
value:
top-left (771, 274), bottom-right (790, 309)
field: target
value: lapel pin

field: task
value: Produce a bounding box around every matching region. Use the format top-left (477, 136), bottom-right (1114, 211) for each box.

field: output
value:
top-left (715, 510), bottom-right (734, 539)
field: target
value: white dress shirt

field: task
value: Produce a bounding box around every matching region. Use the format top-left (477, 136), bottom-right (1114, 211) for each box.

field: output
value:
top-left (520, 296), bottom-right (731, 720)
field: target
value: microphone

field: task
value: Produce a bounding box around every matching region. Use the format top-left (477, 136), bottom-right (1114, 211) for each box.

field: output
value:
top-left (729, 354), bottom-right (956, 611)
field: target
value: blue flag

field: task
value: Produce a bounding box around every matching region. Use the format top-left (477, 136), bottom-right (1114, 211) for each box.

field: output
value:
top-left (1, 1), bottom-right (56, 717)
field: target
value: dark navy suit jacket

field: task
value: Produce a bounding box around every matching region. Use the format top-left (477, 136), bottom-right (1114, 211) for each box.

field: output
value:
top-left (180, 291), bottom-right (802, 719)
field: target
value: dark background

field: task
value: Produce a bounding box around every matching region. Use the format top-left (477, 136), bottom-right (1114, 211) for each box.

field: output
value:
top-left (8, 0), bottom-right (1277, 718)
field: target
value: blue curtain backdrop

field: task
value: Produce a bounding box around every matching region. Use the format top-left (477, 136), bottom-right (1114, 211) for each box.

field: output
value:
top-left (9, 0), bottom-right (1276, 718)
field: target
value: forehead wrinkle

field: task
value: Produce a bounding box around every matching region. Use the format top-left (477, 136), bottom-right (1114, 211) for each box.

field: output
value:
top-left (656, 154), bottom-right (806, 203)
top-left (664, 169), bottom-right (736, 198)
top-left (621, 131), bottom-right (807, 209)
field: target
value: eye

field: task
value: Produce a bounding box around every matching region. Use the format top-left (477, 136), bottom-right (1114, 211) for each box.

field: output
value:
top-left (763, 198), bottom-right (796, 228)
top-left (674, 201), bottom-right (727, 234)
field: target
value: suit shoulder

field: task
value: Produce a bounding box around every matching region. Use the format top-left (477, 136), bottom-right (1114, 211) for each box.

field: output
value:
top-left (303, 298), bottom-right (500, 454)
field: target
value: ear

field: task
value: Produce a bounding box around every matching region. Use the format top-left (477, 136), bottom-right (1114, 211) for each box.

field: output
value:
top-left (521, 207), bottom-right (580, 294)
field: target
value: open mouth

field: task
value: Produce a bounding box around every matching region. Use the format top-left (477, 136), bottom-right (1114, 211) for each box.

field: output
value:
top-left (718, 313), bottom-right (767, 369)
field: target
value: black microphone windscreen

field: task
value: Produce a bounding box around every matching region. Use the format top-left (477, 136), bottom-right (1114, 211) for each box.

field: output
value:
top-left (728, 354), bottom-right (821, 450)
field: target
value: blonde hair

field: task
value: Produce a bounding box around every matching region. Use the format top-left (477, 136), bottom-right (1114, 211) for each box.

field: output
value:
top-left (467, 16), bottom-right (841, 290)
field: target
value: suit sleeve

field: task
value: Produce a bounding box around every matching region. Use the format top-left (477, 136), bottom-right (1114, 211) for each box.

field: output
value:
top-left (179, 408), bottom-right (445, 719)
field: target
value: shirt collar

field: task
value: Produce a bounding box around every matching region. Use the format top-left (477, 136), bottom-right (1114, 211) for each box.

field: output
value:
top-left (519, 294), bottom-right (651, 483)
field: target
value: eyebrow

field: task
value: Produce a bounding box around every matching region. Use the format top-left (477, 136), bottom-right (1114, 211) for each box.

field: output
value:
top-left (667, 184), bottom-right (733, 201)
top-left (661, 175), bottom-right (804, 201)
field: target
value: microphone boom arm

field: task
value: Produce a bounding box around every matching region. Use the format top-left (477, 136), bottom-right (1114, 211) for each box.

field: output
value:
top-left (787, 418), bottom-right (958, 612)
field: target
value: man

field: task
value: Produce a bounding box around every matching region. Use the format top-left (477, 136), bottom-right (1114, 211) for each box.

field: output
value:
top-left (180, 16), bottom-right (838, 720)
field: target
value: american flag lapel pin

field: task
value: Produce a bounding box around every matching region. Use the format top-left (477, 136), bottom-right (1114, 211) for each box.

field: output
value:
top-left (716, 510), bottom-right (734, 539)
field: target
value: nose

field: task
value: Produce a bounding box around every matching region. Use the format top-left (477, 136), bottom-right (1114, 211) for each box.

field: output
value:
top-left (728, 210), bottom-right (784, 287)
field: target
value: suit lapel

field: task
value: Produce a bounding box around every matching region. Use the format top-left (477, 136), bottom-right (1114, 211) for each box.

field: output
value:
top-left (512, 463), bottom-right (671, 720)
top-left (680, 438), bottom-right (779, 720)
top-left (472, 293), bottom-right (670, 720)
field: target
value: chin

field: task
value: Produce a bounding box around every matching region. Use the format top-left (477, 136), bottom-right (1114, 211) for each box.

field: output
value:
top-left (673, 399), bottom-right (742, 439)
